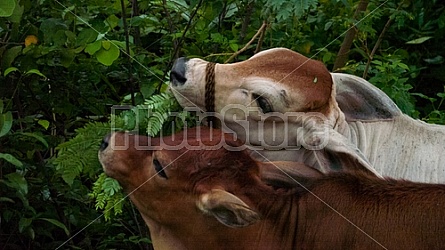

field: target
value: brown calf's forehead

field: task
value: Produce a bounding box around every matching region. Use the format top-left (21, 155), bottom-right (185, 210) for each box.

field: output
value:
top-left (226, 48), bottom-right (333, 111)
top-left (164, 138), bottom-right (257, 173)
top-left (103, 128), bottom-right (282, 194)
top-left (111, 131), bottom-right (159, 149)
top-left (109, 127), bottom-right (255, 173)
top-left (162, 126), bottom-right (243, 147)
top-left (153, 128), bottom-right (261, 185)
top-left (110, 127), bottom-right (241, 148)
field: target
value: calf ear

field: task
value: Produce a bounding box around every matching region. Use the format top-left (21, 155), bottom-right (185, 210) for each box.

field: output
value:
top-left (197, 189), bottom-right (260, 228)
top-left (260, 161), bottom-right (323, 188)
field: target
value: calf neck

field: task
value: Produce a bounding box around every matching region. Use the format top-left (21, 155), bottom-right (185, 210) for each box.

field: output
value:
top-left (99, 127), bottom-right (445, 249)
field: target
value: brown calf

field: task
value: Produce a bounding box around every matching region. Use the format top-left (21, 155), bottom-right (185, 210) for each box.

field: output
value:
top-left (99, 127), bottom-right (445, 250)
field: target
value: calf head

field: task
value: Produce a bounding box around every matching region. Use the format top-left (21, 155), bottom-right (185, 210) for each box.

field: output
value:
top-left (98, 128), bottom-right (264, 244)
top-left (170, 48), bottom-right (345, 148)
top-left (98, 127), bottom-right (323, 249)
top-left (169, 48), bottom-right (380, 177)
top-left (170, 47), bottom-right (334, 116)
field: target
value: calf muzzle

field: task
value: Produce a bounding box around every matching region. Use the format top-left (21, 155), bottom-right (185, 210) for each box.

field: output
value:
top-left (100, 133), bottom-right (111, 151)
top-left (170, 57), bottom-right (189, 86)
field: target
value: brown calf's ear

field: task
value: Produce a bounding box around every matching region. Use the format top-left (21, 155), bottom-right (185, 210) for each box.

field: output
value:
top-left (197, 189), bottom-right (260, 228)
top-left (260, 161), bottom-right (323, 189)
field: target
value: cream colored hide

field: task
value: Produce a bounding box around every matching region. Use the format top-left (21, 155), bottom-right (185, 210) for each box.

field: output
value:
top-left (170, 48), bottom-right (445, 183)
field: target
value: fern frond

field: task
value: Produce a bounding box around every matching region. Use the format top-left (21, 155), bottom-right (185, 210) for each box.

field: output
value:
top-left (53, 122), bottom-right (112, 185)
top-left (147, 111), bottom-right (170, 136)
top-left (53, 91), bottom-right (197, 219)
top-left (90, 173), bottom-right (125, 220)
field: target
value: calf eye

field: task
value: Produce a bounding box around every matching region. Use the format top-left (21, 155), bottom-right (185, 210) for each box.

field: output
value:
top-left (253, 93), bottom-right (273, 113)
top-left (153, 159), bottom-right (168, 179)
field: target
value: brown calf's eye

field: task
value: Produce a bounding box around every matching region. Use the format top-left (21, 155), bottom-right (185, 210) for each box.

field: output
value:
top-left (153, 159), bottom-right (168, 179)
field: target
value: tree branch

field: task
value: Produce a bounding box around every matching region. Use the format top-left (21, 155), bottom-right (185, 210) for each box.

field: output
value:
top-left (362, 16), bottom-right (393, 79)
top-left (132, 0), bottom-right (141, 46)
top-left (239, 1), bottom-right (255, 44)
top-left (120, 0), bottom-right (136, 106)
top-left (172, 0), bottom-right (204, 59)
top-left (203, 52), bottom-right (233, 59)
top-left (332, 0), bottom-right (369, 72)
top-left (162, 0), bottom-right (176, 40)
top-left (363, 2), bottom-right (404, 79)
top-left (158, 0), bottom-right (204, 94)
top-left (255, 21), bottom-right (266, 54)
top-left (225, 21), bottom-right (267, 63)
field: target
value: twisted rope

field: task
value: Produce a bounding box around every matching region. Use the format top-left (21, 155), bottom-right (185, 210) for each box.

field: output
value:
top-left (205, 62), bottom-right (216, 127)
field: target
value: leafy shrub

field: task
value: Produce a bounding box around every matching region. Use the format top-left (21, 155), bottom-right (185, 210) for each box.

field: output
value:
top-left (1, 0), bottom-right (445, 249)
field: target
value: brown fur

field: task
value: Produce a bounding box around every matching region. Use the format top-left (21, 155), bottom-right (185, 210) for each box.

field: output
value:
top-left (232, 49), bottom-right (333, 112)
top-left (297, 172), bottom-right (445, 249)
top-left (99, 127), bottom-right (445, 250)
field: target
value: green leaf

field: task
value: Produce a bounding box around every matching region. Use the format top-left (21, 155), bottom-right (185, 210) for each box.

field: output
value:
top-left (17, 132), bottom-right (49, 148)
top-left (0, 197), bottom-right (15, 203)
top-left (1, 46), bottom-right (22, 68)
top-left (8, 0), bottom-right (23, 23)
top-left (102, 177), bottom-right (122, 196)
top-left (0, 0), bottom-right (16, 17)
top-left (3, 67), bottom-right (19, 76)
top-left (5, 172), bottom-right (28, 195)
top-left (140, 83), bottom-right (156, 99)
top-left (73, 46), bottom-right (85, 54)
top-left (61, 171), bottom-right (77, 186)
top-left (24, 69), bottom-right (47, 79)
top-left (85, 40), bottom-right (102, 55)
top-left (65, 30), bottom-right (77, 45)
top-left (397, 63), bottom-right (410, 70)
top-left (102, 40), bottom-right (111, 50)
top-left (120, 110), bottom-right (137, 130)
top-left (76, 28), bottom-right (97, 46)
top-left (412, 93), bottom-right (436, 103)
top-left (111, 40), bottom-right (126, 49)
top-left (424, 55), bottom-right (444, 65)
top-left (38, 119), bottom-right (50, 130)
top-left (27, 227), bottom-right (35, 240)
top-left (0, 111), bottom-right (13, 137)
top-left (60, 49), bottom-right (75, 68)
top-left (40, 18), bottom-right (68, 44)
top-left (53, 30), bottom-right (67, 46)
top-left (406, 36), bottom-right (433, 44)
top-left (96, 43), bottom-right (120, 66)
top-left (324, 21), bottom-right (333, 31)
top-left (106, 14), bottom-right (120, 29)
top-left (0, 153), bottom-right (23, 167)
top-left (322, 52), bottom-right (332, 63)
top-left (229, 42), bottom-right (238, 52)
top-left (38, 218), bottom-right (70, 236)
top-left (19, 217), bottom-right (32, 233)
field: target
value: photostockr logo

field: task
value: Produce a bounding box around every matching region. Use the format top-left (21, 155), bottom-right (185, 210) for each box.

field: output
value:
top-left (109, 105), bottom-right (330, 151)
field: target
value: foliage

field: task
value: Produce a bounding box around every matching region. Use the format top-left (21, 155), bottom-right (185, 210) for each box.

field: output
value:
top-left (89, 173), bottom-right (124, 221)
top-left (1, 0), bottom-right (444, 249)
top-left (344, 52), bottom-right (421, 116)
top-left (53, 121), bottom-right (112, 186)
top-left (80, 92), bottom-right (194, 221)
top-left (262, 0), bottom-right (319, 21)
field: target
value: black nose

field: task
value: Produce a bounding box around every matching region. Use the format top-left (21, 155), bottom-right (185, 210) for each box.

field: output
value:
top-left (100, 133), bottom-right (111, 151)
top-left (170, 57), bottom-right (188, 86)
